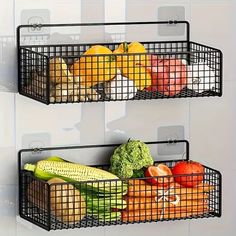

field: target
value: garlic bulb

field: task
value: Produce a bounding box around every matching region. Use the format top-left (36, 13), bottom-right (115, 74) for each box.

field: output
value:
top-left (187, 62), bottom-right (216, 92)
top-left (105, 73), bottom-right (138, 100)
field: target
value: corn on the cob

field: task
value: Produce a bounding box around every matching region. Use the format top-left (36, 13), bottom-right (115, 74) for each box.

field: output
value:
top-left (24, 160), bottom-right (125, 194)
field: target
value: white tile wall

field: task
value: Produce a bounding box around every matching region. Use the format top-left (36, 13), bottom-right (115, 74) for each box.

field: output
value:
top-left (0, 0), bottom-right (17, 92)
top-left (0, 185), bottom-right (16, 236)
top-left (105, 99), bottom-right (189, 145)
top-left (0, 93), bottom-right (15, 148)
top-left (190, 0), bottom-right (235, 82)
top-left (15, 95), bottom-right (84, 147)
top-left (189, 81), bottom-right (235, 171)
top-left (0, 0), bottom-right (235, 235)
top-left (0, 148), bottom-right (17, 185)
top-left (15, 0), bottom-right (82, 25)
top-left (105, 220), bottom-right (189, 236)
top-left (16, 222), bottom-right (105, 236)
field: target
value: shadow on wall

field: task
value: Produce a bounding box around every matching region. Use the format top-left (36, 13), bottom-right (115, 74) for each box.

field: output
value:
top-left (105, 101), bottom-right (159, 143)
top-left (0, 35), bottom-right (17, 92)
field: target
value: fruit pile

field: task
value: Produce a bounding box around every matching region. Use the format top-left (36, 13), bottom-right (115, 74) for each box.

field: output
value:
top-left (24, 140), bottom-right (214, 225)
top-left (47, 42), bottom-right (216, 102)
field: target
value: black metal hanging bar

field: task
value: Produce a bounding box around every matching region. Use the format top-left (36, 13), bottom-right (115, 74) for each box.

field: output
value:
top-left (17, 20), bottom-right (190, 47)
top-left (18, 139), bottom-right (190, 172)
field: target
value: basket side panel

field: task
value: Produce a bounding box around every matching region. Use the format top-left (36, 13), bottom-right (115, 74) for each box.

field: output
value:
top-left (203, 168), bottom-right (222, 217)
top-left (20, 172), bottom-right (50, 230)
top-left (189, 43), bottom-right (222, 96)
top-left (18, 47), bottom-right (49, 104)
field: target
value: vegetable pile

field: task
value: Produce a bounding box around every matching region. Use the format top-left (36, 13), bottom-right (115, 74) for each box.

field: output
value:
top-left (24, 156), bottom-right (127, 223)
top-left (24, 139), bottom-right (214, 225)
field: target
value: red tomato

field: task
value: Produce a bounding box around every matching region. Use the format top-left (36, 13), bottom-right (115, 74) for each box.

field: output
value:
top-left (146, 56), bottom-right (187, 96)
top-left (145, 164), bottom-right (173, 186)
top-left (172, 161), bottom-right (204, 188)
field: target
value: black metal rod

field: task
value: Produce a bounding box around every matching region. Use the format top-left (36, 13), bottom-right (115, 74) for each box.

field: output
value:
top-left (19, 139), bottom-right (188, 153)
top-left (18, 150), bottom-right (23, 218)
top-left (17, 26), bottom-right (21, 93)
top-left (18, 139), bottom-right (189, 165)
top-left (183, 21), bottom-right (191, 64)
top-left (17, 20), bottom-right (190, 47)
top-left (47, 184), bottom-right (51, 230)
top-left (219, 50), bottom-right (223, 96)
top-left (218, 171), bottom-right (222, 217)
top-left (17, 20), bottom-right (190, 29)
top-left (46, 57), bottom-right (50, 104)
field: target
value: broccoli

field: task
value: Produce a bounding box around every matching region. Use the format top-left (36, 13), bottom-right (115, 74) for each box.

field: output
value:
top-left (132, 168), bottom-right (145, 178)
top-left (109, 140), bottom-right (154, 179)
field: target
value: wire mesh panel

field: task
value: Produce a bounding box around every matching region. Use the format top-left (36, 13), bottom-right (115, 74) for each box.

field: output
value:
top-left (17, 21), bottom-right (223, 104)
top-left (19, 48), bottom-right (49, 103)
top-left (20, 174), bottom-right (51, 230)
top-left (18, 141), bottom-right (222, 231)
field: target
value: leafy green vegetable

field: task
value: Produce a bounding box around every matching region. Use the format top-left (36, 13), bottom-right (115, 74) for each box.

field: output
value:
top-left (109, 140), bottom-right (154, 179)
top-left (131, 168), bottom-right (145, 178)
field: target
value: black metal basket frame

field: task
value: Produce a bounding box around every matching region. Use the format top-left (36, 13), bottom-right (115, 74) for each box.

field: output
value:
top-left (18, 140), bottom-right (222, 231)
top-left (17, 21), bottom-right (223, 104)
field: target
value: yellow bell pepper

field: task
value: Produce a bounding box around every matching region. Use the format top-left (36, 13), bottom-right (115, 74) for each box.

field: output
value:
top-left (114, 42), bottom-right (151, 90)
top-left (113, 42), bottom-right (128, 54)
top-left (71, 45), bottom-right (116, 87)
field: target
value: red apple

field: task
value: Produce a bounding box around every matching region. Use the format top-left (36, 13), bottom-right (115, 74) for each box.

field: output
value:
top-left (172, 161), bottom-right (204, 188)
top-left (145, 164), bottom-right (173, 186)
top-left (146, 56), bottom-right (187, 96)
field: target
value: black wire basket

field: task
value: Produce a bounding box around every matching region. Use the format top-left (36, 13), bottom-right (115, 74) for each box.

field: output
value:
top-left (17, 21), bottom-right (223, 104)
top-left (18, 140), bottom-right (222, 231)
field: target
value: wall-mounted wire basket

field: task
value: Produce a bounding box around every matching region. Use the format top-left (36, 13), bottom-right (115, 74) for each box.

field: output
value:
top-left (18, 140), bottom-right (222, 231)
top-left (17, 21), bottom-right (223, 104)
